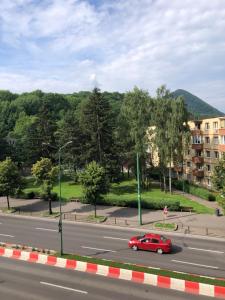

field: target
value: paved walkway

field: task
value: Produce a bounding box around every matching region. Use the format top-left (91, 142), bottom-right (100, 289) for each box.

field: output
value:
top-left (0, 196), bottom-right (224, 238)
top-left (173, 189), bottom-right (221, 209)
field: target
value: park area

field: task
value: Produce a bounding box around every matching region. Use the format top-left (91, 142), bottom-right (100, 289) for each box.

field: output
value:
top-left (24, 178), bottom-right (214, 214)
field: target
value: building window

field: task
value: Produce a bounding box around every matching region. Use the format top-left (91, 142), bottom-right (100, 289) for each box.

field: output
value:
top-left (206, 151), bottom-right (211, 158)
top-left (187, 161), bottom-right (191, 167)
top-left (195, 150), bottom-right (202, 157)
top-left (221, 136), bottom-right (225, 144)
top-left (187, 150), bottom-right (190, 155)
top-left (213, 136), bottom-right (219, 144)
top-left (205, 123), bottom-right (210, 130)
top-left (214, 151), bottom-right (219, 158)
top-left (205, 136), bottom-right (210, 144)
top-left (193, 135), bottom-right (202, 144)
top-left (213, 122), bottom-right (218, 129)
top-left (207, 179), bottom-right (211, 186)
top-left (206, 165), bottom-right (211, 171)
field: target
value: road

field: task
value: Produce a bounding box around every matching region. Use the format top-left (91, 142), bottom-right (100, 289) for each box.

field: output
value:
top-left (0, 215), bottom-right (225, 279)
top-left (0, 256), bottom-right (213, 300)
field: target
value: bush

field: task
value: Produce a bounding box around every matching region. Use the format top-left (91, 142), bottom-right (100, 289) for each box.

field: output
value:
top-left (172, 179), bottom-right (216, 201)
top-left (208, 194), bottom-right (216, 201)
top-left (17, 191), bottom-right (37, 199)
top-left (50, 192), bottom-right (59, 201)
top-left (95, 197), bottom-right (180, 211)
top-left (40, 192), bottom-right (58, 201)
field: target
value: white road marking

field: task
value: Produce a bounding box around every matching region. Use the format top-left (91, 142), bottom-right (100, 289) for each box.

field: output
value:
top-left (188, 247), bottom-right (224, 254)
top-left (40, 282), bottom-right (88, 294)
top-left (36, 227), bottom-right (57, 232)
top-left (172, 259), bottom-right (219, 269)
top-left (0, 233), bottom-right (14, 237)
top-left (103, 236), bottom-right (129, 241)
top-left (81, 246), bottom-right (117, 253)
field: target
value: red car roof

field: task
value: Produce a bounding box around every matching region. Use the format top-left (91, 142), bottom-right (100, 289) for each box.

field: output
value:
top-left (144, 233), bottom-right (162, 239)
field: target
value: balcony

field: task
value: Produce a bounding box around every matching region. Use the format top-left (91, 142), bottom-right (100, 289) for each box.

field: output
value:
top-left (192, 169), bottom-right (204, 177)
top-left (192, 156), bottom-right (204, 164)
top-left (192, 143), bottom-right (203, 150)
top-left (218, 144), bottom-right (225, 152)
top-left (191, 129), bottom-right (202, 136)
top-left (218, 128), bottom-right (225, 135)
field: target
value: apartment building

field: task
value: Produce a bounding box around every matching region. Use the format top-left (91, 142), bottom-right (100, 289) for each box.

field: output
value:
top-left (184, 116), bottom-right (225, 188)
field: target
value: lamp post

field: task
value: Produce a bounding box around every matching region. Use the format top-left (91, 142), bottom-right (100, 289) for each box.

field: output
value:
top-left (42, 141), bottom-right (72, 255)
top-left (136, 152), bottom-right (142, 225)
top-left (58, 141), bottom-right (72, 256)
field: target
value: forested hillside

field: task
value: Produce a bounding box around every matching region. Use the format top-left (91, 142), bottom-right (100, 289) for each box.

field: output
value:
top-left (172, 89), bottom-right (224, 118)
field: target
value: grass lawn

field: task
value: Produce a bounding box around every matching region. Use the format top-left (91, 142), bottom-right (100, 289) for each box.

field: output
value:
top-left (24, 178), bottom-right (213, 214)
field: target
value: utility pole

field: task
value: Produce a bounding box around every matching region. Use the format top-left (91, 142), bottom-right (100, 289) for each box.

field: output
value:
top-left (58, 141), bottom-right (72, 256)
top-left (137, 152), bottom-right (142, 225)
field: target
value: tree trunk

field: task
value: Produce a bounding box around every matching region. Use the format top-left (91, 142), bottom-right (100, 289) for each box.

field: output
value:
top-left (169, 150), bottom-right (172, 194)
top-left (49, 195), bottom-right (52, 215)
top-left (169, 165), bottom-right (172, 194)
top-left (163, 173), bottom-right (166, 192)
top-left (7, 195), bottom-right (10, 210)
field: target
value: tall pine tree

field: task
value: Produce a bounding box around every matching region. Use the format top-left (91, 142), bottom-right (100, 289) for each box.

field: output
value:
top-left (80, 88), bottom-right (120, 181)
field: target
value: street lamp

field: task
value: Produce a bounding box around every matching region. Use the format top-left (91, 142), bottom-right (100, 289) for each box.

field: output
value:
top-left (58, 141), bottom-right (72, 256)
top-left (136, 152), bottom-right (142, 225)
top-left (42, 141), bottom-right (72, 255)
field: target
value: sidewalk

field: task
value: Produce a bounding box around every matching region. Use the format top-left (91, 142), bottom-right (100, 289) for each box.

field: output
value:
top-left (173, 189), bottom-right (221, 209)
top-left (0, 196), bottom-right (224, 237)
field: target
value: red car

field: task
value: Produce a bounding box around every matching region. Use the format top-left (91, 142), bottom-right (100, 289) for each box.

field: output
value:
top-left (128, 233), bottom-right (172, 254)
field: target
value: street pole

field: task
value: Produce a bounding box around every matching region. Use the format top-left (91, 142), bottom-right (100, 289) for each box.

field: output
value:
top-left (58, 141), bottom-right (72, 256)
top-left (58, 148), bottom-right (63, 256)
top-left (137, 152), bottom-right (142, 225)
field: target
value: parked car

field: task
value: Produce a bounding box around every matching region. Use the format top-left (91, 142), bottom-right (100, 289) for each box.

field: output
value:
top-left (128, 233), bottom-right (172, 254)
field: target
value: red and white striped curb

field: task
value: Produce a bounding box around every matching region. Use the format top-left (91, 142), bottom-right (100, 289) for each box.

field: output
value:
top-left (0, 247), bottom-right (224, 299)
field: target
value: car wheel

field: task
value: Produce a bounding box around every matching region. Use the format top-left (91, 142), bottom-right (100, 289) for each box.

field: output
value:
top-left (157, 248), bottom-right (163, 254)
top-left (132, 245), bottom-right (138, 251)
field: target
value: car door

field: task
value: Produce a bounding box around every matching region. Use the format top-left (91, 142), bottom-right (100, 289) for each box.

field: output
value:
top-left (138, 238), bottom-right (149, 250)
top-left (148, 238), bottom-right (159, 251)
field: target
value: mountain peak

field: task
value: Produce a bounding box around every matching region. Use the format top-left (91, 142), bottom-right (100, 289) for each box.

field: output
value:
top-left (172, 89), bottom-right (224, 118)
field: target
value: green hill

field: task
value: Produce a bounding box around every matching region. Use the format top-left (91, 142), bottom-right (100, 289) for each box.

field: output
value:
top-left (172, 89), bottom-right (224, 118)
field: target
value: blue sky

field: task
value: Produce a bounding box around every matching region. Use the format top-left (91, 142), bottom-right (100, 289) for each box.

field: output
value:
top-left (0, 0), bottom-right (225, 112)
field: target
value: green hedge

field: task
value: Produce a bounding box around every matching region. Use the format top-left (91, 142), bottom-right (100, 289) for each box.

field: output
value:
top-left (172, 180), bottom-right (216, 201)
top-left (81, 197), bottom-right (181, 211)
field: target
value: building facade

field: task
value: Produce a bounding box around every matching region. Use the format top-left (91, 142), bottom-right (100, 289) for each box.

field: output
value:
top-left (184, 117), bottom-right (225, 188)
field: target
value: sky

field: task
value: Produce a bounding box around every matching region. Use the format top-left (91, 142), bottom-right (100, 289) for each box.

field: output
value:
top-left (0, 0), bottom-right (225, 112)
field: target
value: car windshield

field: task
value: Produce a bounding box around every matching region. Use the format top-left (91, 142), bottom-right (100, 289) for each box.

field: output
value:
top-left (137, 235), bottom-right (144, 240)
top-left (160, 236), bottom-right (167, 242)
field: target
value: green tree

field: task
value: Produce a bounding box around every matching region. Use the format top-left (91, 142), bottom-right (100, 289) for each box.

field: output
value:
top-left (121, 87), bottom-right (152, 185)
top-left (56, 110), bottom-right (85, 177)
top-left (9, 112), bottom-right (42, 166)
top-left (153, 86), bottom-right (189, 193)
top-left (212, 153), bottom-right (225, 212)
top-left (79, 161), bottom-right (109, 217)
top-left (32, 158), bottom-right (58, 215)
top-left (80, 88), bottom-right (120, 181)
top-left (0, 157), bottom-right (22, 209)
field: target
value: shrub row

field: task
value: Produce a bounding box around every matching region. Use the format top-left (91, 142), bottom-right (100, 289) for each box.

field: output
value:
top-left (18, 190), bottom-right (58, 201)
top-left (172, 179), bottom-right (216, 201)
top-left (81, 197), bottom-right (181, 211)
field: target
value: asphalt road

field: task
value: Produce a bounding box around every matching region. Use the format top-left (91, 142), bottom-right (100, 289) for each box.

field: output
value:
top-left (0, 215), bottom-right (225, 279)
top-left (0, 256), bottom-right (213, 300)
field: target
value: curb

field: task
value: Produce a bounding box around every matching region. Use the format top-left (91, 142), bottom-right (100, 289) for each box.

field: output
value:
top-left (0, 247), bottom-right (224, 298)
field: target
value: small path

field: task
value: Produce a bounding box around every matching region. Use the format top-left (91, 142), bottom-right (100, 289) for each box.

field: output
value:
top-left (173, 189), bottom-right (220, 209)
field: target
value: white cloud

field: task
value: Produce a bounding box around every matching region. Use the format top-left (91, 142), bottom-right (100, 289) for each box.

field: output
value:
top-left (0, 0), bottom-right (225, 112)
